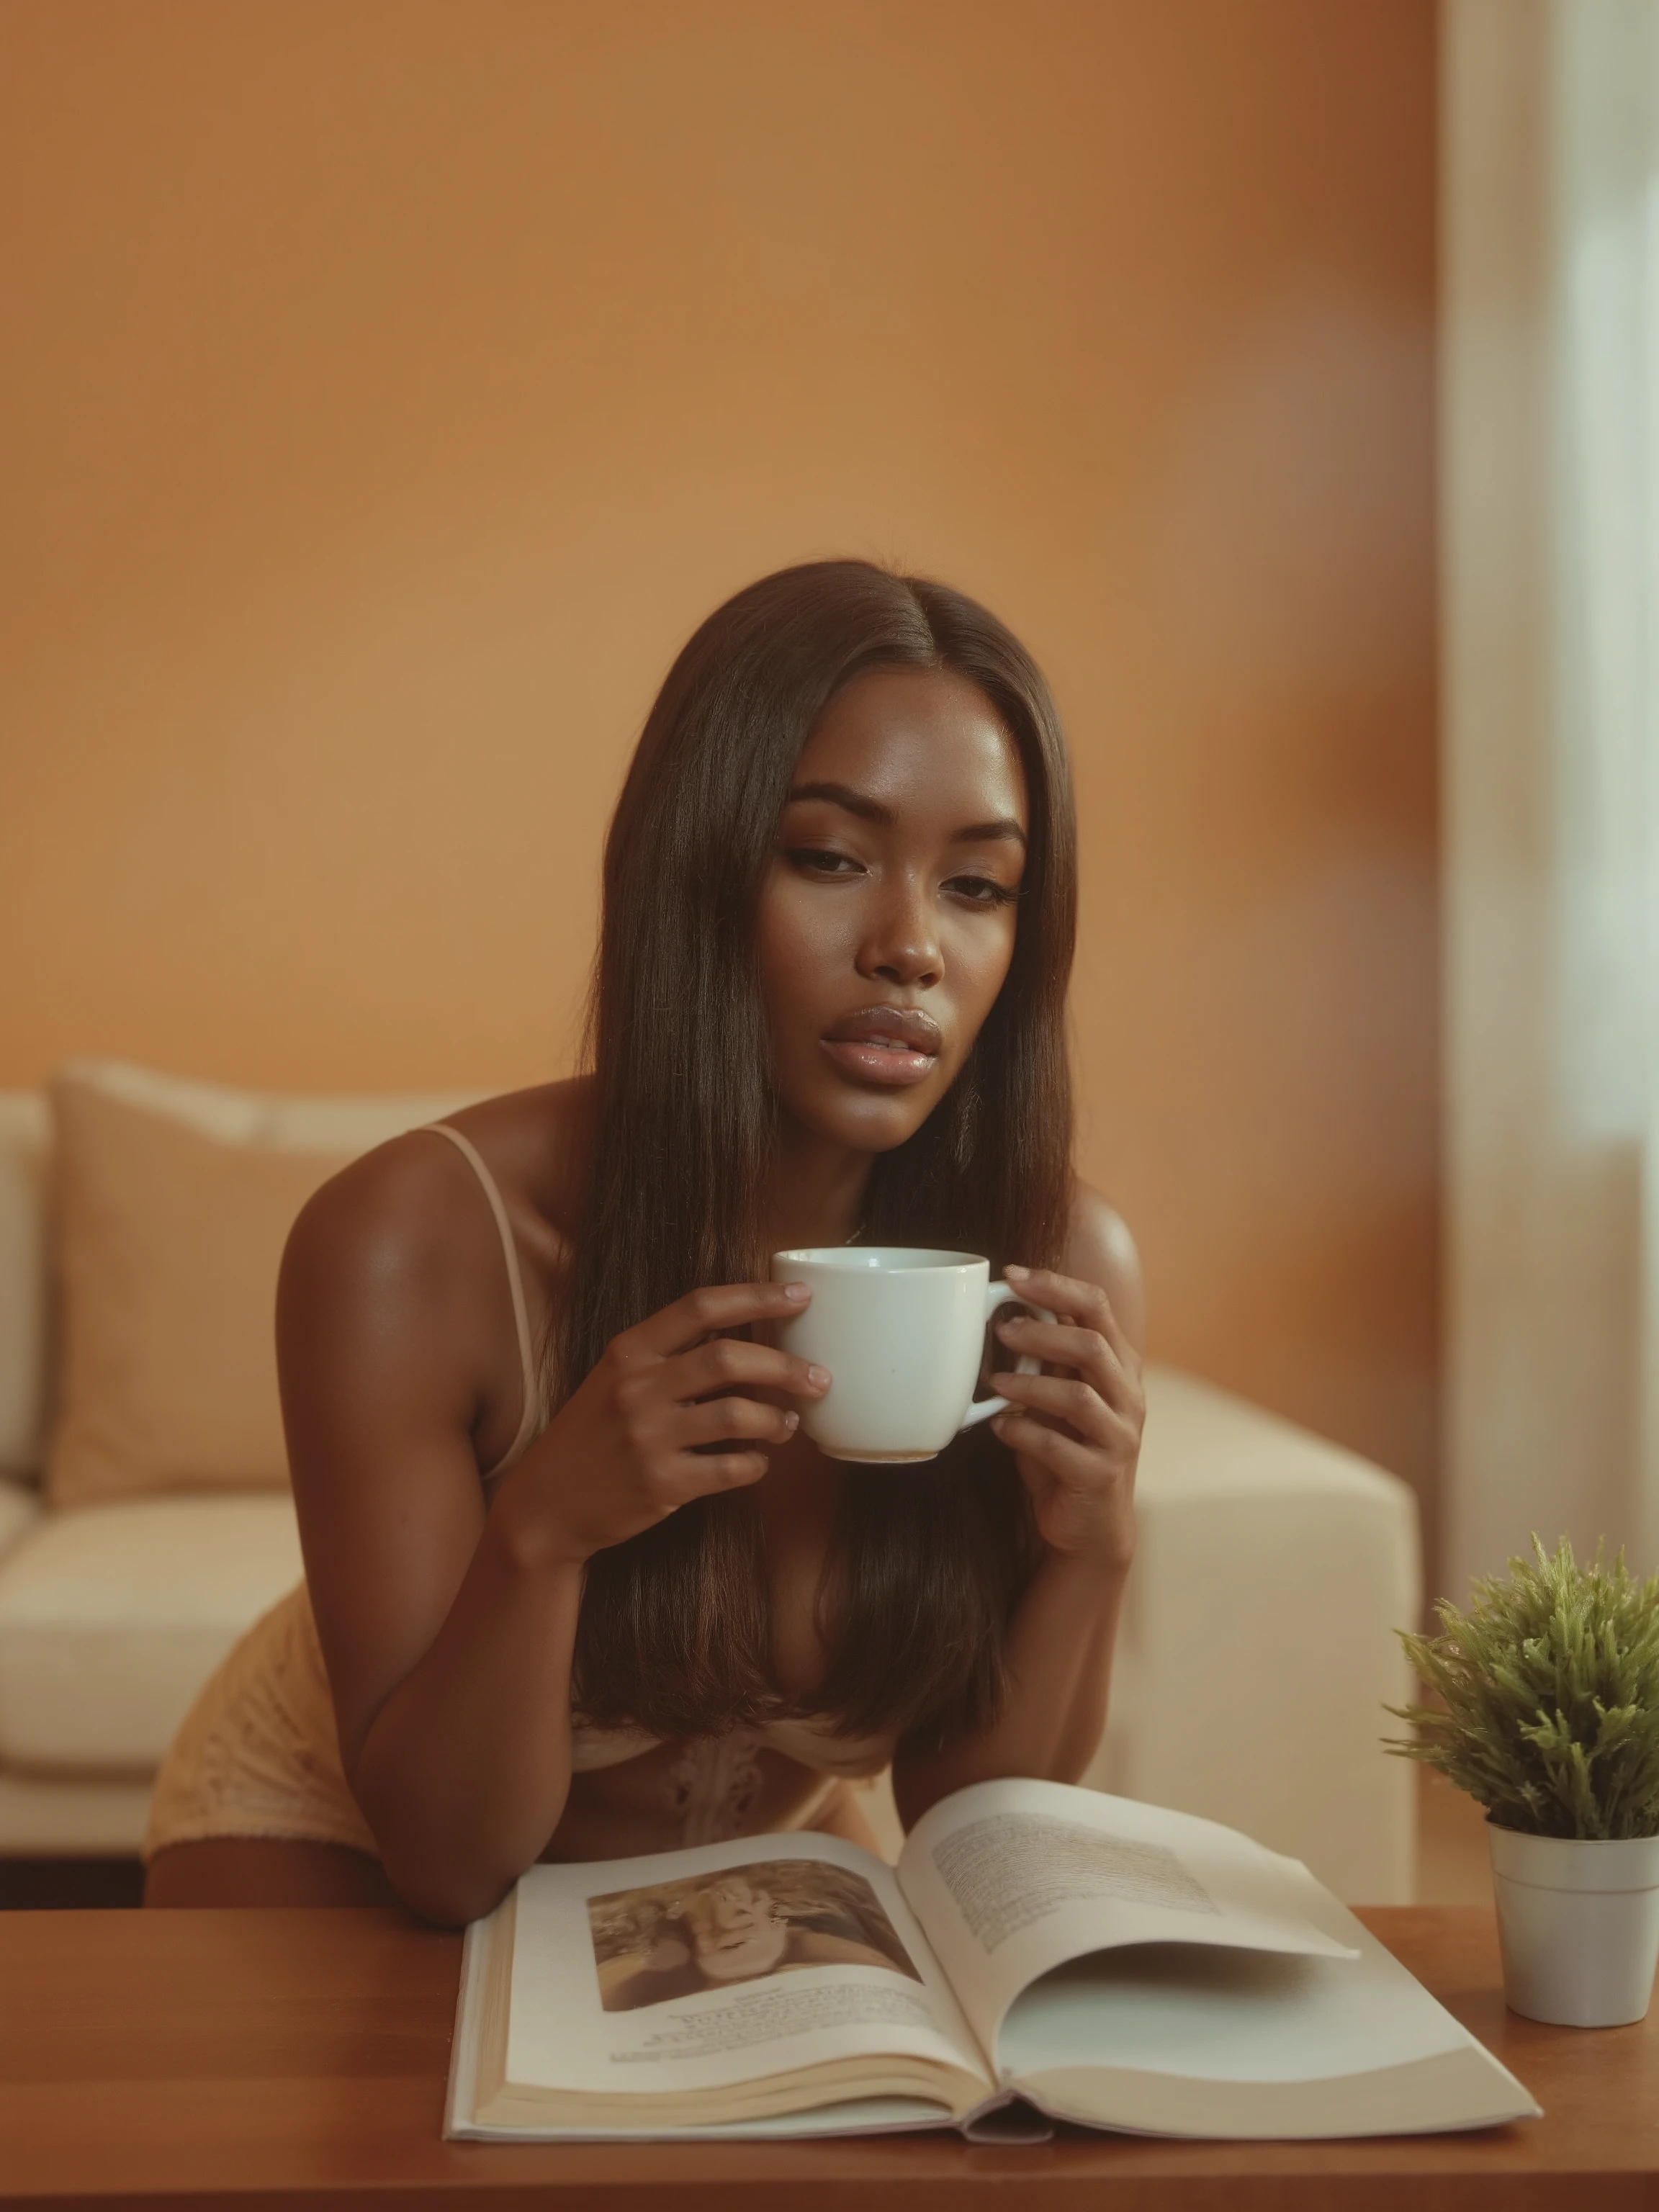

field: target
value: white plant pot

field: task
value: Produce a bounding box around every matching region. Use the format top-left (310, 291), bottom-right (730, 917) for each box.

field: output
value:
top-left (1488, 1825), bottom-right (1659, 2027)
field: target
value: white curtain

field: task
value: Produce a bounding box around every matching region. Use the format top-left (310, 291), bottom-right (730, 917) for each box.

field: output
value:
top-left (1555, 1), bottom-right (1659, 1582)
top-left (1444, 0), bottom-right (1659, 1600)
top-left (1556, 2), bottom-right (1659, 1147)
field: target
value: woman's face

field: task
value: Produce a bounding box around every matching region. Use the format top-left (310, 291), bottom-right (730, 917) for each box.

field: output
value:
top-left (688, 1879), bottom-right (788, 1982)
top-left (755, 666), bottom-right (1029, 1157)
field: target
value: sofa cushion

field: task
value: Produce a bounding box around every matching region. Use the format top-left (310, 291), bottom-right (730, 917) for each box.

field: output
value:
top-left (0, 1095), bottom-right (50, 1478)
top-left (45, 1061), bottom-right (475, 1506)
top-left (0, 1493), bottom-right (303, 1771)
top-left (53, 1058), bottom-right (477, 1153)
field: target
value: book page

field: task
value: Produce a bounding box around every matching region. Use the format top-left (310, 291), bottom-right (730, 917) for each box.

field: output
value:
top-left (446, 1916), bottom-right (964, 2143)
top-left (499, 1829), bottom-right (992, 2103)
top-left (896, 1779), bottom-right (1357, 2064)
top-left (994, 1871), bottom-right (1538, 2137)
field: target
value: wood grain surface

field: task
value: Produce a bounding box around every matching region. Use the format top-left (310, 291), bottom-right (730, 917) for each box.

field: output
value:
top-left (1, 1905), bottom-right (1655, 2210)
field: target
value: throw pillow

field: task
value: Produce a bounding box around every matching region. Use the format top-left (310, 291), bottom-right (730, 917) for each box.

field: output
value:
top-left (45, 1064), bottom-right (472, 1505)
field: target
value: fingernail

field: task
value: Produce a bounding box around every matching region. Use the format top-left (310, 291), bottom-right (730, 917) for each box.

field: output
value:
top-left (1005, 1263), bottom-right (1029, 1278)
top-left (991, 1372), bottom-right (1015, 1391)
top-left (783, 1410), bottom-right (799, 1431)
top-left (783, 1282), bottom-right (810, 1302)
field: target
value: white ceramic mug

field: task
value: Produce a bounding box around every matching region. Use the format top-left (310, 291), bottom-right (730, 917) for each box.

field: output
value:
top-left (769, 1246), bottom-right (1051, 1463)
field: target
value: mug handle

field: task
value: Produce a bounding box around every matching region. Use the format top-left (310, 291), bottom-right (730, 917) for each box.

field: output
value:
top-left (958, 1280), bottom-right (1056, 1431)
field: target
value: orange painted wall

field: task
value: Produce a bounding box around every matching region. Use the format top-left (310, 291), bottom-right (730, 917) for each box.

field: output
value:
top-left (0, 2), bottom-right (1439, 1525)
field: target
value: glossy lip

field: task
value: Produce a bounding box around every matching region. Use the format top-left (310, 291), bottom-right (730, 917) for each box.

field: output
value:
top-left (820, 1004), bottom-right (943, 1089)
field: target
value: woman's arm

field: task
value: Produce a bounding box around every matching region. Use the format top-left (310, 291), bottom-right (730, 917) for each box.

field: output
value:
top-left (890, 1187), bottom-right (1145, 1827)
top-left (279, 1132), bottom-right (827, 1926)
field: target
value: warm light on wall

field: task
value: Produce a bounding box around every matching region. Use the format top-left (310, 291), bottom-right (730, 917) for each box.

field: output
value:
top-left (0, 0), bottom-right (1438, 1526)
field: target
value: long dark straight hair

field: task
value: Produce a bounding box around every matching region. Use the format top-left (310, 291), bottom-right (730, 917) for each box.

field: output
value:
top-left (559, 561), bottom-right (1076, 1746)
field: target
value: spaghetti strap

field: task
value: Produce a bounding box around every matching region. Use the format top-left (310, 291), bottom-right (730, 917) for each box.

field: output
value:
top-left (420, 1123), bottom-right (543, 1480)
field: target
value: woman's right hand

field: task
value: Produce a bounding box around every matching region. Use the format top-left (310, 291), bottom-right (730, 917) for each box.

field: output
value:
top-left (499, 1282), bottom-right (827, 1565)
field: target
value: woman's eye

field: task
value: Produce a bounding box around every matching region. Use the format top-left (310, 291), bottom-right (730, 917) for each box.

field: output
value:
top-left (948, 874), bottom-right (1019, 907)
top-left (788, 848), bottom-right (863, 877)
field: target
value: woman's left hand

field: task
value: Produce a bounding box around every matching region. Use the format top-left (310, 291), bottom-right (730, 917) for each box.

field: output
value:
top-left (989, 1264), bottom-right (1143, 1572)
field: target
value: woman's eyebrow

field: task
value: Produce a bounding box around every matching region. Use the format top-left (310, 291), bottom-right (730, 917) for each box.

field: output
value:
top-left (785, 781), bottom-right (1027, 848)
top-left (786, 780), bottom-right (890, 824)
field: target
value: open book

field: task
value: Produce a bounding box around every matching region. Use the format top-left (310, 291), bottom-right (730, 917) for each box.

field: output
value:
top-left (445, 1777), bottom-right (1537, 2143)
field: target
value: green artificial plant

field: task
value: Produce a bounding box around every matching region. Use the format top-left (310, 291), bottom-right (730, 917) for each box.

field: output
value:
top-left (1385, 1535), bottom-right (1659, 1840)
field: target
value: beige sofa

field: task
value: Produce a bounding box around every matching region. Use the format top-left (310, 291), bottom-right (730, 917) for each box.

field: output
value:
top-left (0, 1064), bottom-right (1422, 1902)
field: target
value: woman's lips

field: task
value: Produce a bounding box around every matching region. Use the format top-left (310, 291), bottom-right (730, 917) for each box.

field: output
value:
top-left (821, 1039), bottom-right (938, 1086)
top-left (820, 1006), bottom-right (942, 1088)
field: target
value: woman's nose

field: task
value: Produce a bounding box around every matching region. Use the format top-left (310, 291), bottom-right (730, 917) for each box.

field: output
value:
top-left (856, 880), bottom-right (941, 987)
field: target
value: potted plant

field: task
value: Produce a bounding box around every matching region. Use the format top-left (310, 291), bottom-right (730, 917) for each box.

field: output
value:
top-left (1386, 1535), bottom-right (1659, 2027)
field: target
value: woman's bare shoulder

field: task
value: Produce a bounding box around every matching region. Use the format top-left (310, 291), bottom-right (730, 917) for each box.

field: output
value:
top-left (277, 1076), bottom-right (595, 1393)
top-left (286, 1077), bottom-right (593, 1272)
top-left (417, 1076), bottom-right (596, 1247)
top-left (1064, 1182), bottom-right (1146, 1356)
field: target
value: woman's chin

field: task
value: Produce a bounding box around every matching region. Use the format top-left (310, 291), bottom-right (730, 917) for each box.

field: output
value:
top-left (780, 1084), bottom-right (944, 1156)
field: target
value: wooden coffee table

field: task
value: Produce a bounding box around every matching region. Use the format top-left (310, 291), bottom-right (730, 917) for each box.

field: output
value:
top-left (1, 1905), bottom-right (1654, 2209)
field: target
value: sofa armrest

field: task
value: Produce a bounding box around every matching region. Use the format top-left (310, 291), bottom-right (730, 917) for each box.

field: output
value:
top-left (1087, 1365), bottom-right (1421, 1905)
top-left (0, 1477), bottom-right (41, 1569)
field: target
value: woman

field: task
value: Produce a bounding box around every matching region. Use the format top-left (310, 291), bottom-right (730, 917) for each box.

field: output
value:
top-left (143, 559), bottom-right (1146, 1925)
